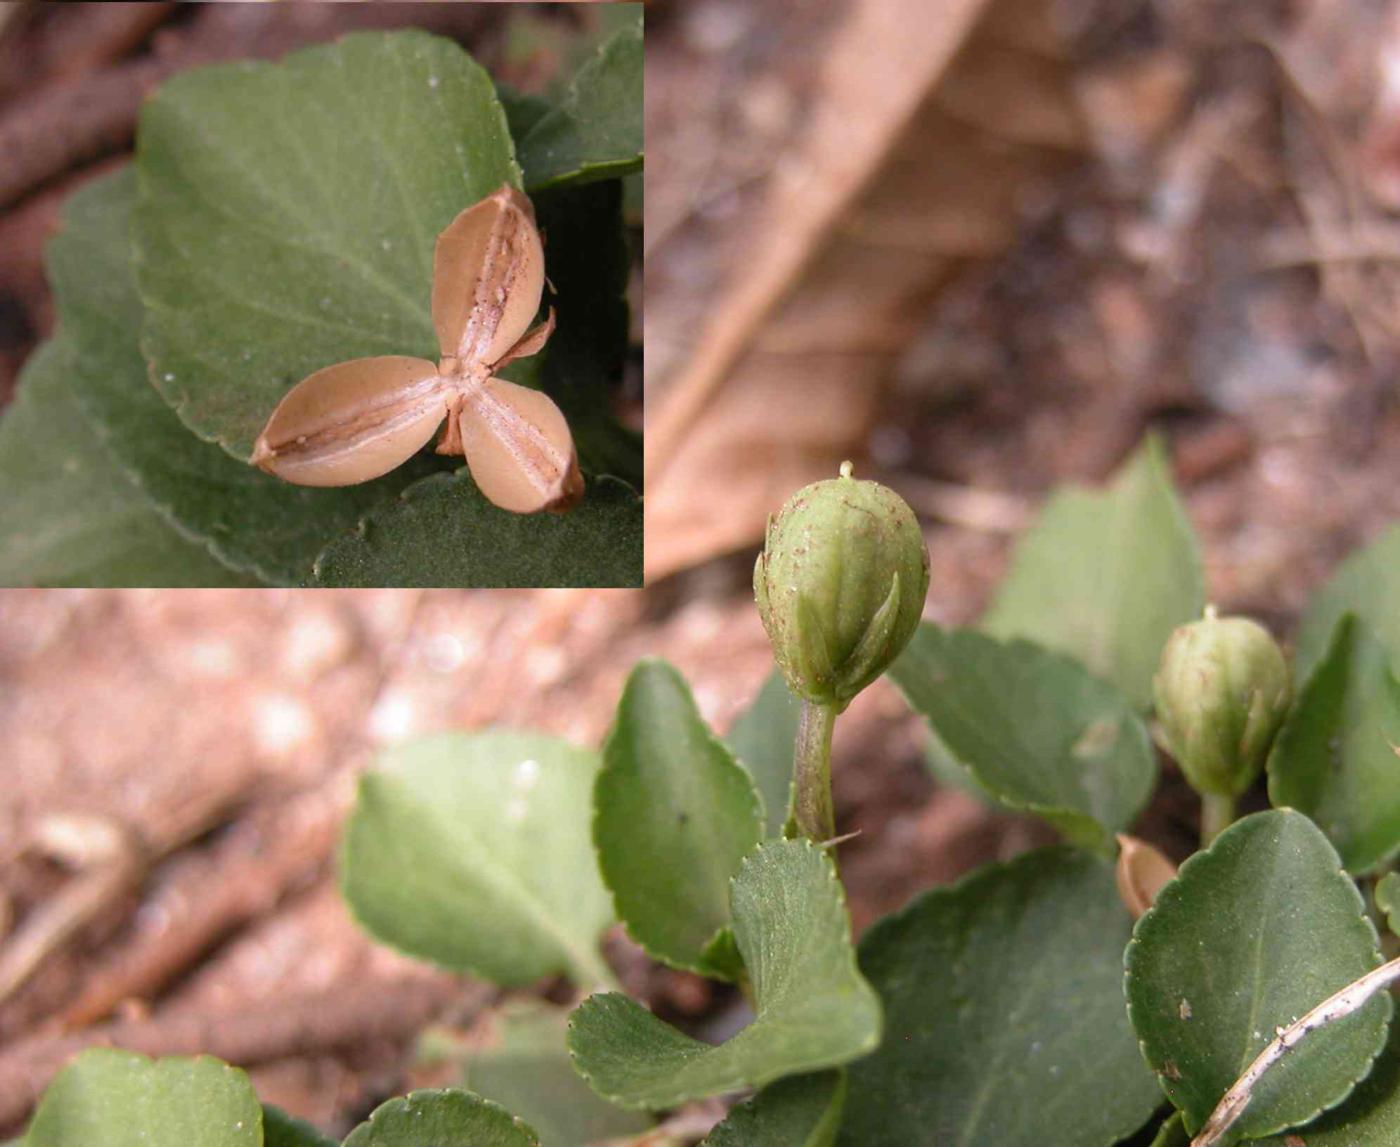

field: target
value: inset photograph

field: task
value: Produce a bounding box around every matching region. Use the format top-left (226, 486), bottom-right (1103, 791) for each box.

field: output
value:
top-left (0, 2), bottom-right (643, 587)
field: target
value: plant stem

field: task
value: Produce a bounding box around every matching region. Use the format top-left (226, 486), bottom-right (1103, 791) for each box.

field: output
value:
top-left (1193, 952), bottom-right (1400, 1146)
top-left (790, 699), bottom-right (838, 843)
top-left (1200, 792), bottom-right (1235, 847)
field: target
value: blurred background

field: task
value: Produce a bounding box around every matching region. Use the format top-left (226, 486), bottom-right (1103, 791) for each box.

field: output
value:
top-left (648, 0), bottom-right (1400, 605)
top-left (6, 0), bottom-right (1400, 1137)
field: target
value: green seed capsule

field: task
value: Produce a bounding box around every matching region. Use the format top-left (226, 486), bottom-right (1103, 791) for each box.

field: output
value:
top-left (755, 464), bottom-right (930, 710)
top-left (1152, 608), bottom-right (1291, 798)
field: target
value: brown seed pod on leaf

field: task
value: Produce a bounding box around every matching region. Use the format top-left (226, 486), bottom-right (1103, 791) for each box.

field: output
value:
top-left (1115, 833), bottom-right (1178, 920)
top-left (250, 185), bottom-right (582, 514)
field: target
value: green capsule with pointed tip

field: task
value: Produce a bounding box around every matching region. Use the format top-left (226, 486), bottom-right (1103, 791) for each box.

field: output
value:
top-left (1153, 608), bottom-right (1291, 798)
top-left (755, 464), bottom-right (930, 710)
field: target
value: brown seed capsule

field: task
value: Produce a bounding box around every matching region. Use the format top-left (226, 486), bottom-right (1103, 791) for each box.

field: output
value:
top-left (251, 356), bottom-right (443, 487)
top-left (1115, 833), bottom-right (1178, 920)
top-left (250, 184), bottom-right (581, 514)
top-left (433, 185), bottom-right (546, 368)
top-left (455, 375), bottom-right (583, 514)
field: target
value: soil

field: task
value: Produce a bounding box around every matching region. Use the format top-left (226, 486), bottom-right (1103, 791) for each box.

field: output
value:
top-left (4, 0), bottom-right (1400, 1139)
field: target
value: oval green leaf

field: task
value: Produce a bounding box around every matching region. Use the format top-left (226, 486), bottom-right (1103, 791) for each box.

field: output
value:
top-left (136, 31), bottom-right (519, 458)
top-left (341, 731), bottom-right (615, 989)
top-left (982, 436), bottom-right (1204, 709)
top-left (1256, 1021), bottom-right (1400, 1146)
top-left (1268, 614), bottom-right (1400, 873)
top-left (49, 168), bottom-right (446, 587)
top-left (889, 624), bottom-right (1156, 850)
top-left (840, 847), bottom-right (1161, 1147)
top-left (455, 1001), bottom-right (651, 1146)
top-left (341, 1089), bottom-right (538, 1147)
top-left (25, 1050), bottom-right (261, 1147)
top-left (1296, 525), bottom-right (1400, 681)
top-left (1149, 1113), bottom-right (1189, 1147)
top-left (729, 668), bottom-right (804, 839)
top-left (262, 1107), bottom-right (337, 1147)
top-left (0, 340), bottom-right (253, 587)
top-left (596, 660), bottom-right (764, 978)
top-left (1125, 809), bottom-right (1390, 1139)
top-left (568, 839), bottom-right (882, 1110)
top-left (1377, 872), bottom-right (1400, 937)
top-left (516, 10), bottom-right (643, 191)
top-left (704, 1072), bottom-right (846, 1147)
top-left (311, 472), bottom-right (643, 588)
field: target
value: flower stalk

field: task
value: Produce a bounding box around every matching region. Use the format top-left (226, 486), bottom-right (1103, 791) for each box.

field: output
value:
top-left (790, 699), bottom-right (838, 843)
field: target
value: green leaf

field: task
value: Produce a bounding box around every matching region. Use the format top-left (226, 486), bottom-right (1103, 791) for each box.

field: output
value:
top-left (0, 340), bottom-right (253, 587)
top-left (888, 624), bottom-right (1157, 850)
top-left (1125, 809), bottom-right (1391, 1139)
top-left (1257, 1021), bottom-right (1400, 1146)
top-left (341, 1090), bottom-right (538, 1147)
top-left (342, 730), bottom-right (616, 989)
top-left (1297, 525), bottom-right (1400, 681)
top-left (983, 436), bottom-right (1204, 709)
top-left (596, 660), bottom-right (765, 978)
top-left (1376, 872), bottom-right (1400, 937)
top-left (135, 30), bottom-right (519, 458)
top-left (262, 1108), bottom-right (337, 1147)
top-left (455, 1001), bottom-right (652, 1146)
top-left (516, 11), bottom-right (643, 191)
top-left (729, 669), bottom-right (804, 839)
top-left (25, 1050), bottom-right (261, 1147)
top-left (311, 472), bottom-right (642, 587)
top-left (920, 722), bottom-right (998, 804)
top-left (49, 167), bottom-right (447, 587)
top-left (705, 1072), bottom-right (846, 1147)
top-left (497, 4), bottom-right (636, 112)
top-left (533, 179), bottom-right (642, 489)
top-left (568, 839), bottom-right (882, 1110)
top-left (840, 847), bottom-right (1161, 1147)
top-left (499, 87), bottom-right (552, 146)
top-left (1268, 615), bottom-right (1400, 873)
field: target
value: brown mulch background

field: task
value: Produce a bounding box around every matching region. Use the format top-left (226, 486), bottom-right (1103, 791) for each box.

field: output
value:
top-left (5, 0), bottom-right (1400, 1139)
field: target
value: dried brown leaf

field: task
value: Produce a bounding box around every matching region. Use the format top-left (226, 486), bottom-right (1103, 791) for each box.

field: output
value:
top-left (645, 0), bottom-right (1084, 581)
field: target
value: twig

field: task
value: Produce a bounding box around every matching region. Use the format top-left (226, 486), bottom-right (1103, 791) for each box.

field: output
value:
top-left (52, 782), bottom-right (348, 1031)
top-left (23, 3), bottom-right (174, 89)
top-left (0, 977), bottom-right (483, 1132)
top-left (51, 593), bottom-right (432, 1031)
top-left (0, 4), bottom-right (498, 208)
top-left (0, 53), bottom-right (172, 209)
top-left (0, 818), bottom-right (144, 1007)
top-left (0, 774), bottom-right (252, 1011)
top-left (1193, 954), bottom-right (1400, 1147)
top-left (1262, 36), bottom-right (1400, 360)
top-left (1260, 224), bottom-right (1400, 268)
